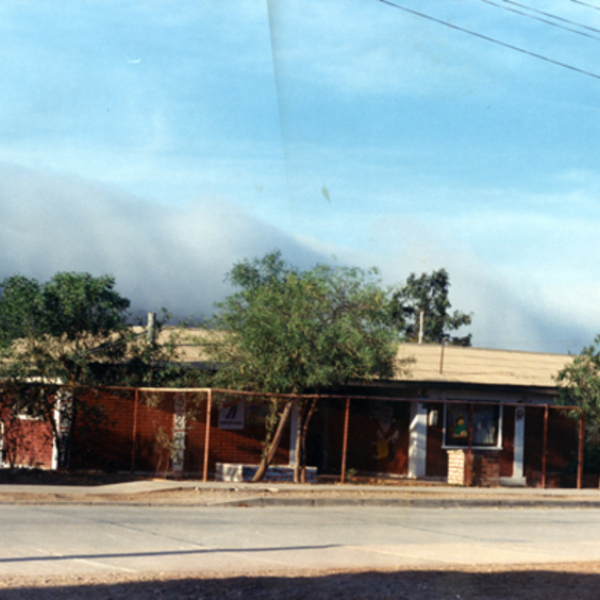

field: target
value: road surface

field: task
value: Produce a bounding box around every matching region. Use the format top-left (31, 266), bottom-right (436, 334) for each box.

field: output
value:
top-left (1, 504), bottom-right (600, 579)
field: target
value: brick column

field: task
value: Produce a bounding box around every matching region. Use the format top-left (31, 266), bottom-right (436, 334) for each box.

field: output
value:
top-left (447, 449), bottom-right (468, 486)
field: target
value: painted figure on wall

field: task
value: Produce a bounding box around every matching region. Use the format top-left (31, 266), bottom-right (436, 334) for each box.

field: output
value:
top-left (370, 403), bottom-right (400, 473)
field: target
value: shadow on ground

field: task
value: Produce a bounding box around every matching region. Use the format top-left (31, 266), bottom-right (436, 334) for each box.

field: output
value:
top-left (0, 468), bottom-right (144, 487)
top-left (1, 568), bottom-right (599, 599)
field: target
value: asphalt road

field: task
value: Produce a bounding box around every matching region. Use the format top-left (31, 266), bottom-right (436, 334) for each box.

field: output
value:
top-left (1, 505), bottom-right (600, 579)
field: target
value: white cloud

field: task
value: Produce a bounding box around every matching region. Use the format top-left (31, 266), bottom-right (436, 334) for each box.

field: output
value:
top-left (368, 212), bottom-right (596, 354)
top-left (0, 164), bottom-right (325, 321)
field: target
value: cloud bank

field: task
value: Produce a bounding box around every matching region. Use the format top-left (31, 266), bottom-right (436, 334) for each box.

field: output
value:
top-left (0, 163), bottom-right (594, 354)
top-left (0, 164), bottom-right (325, 321)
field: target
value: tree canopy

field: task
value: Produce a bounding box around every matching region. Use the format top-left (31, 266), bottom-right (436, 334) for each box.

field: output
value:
top-left (0, 272), bottom-right (133, 385)
top-left (390, 268), bottom-right (472, 346)
top-left (556, 336), bottom-right (600, 472)
top-left (204, 251), bottom-right (402, 394)
top-left (0, 271), bottom-right (192, 467)
top-left (202, 251), bottom-right (406, 482)
top-left (0, 271), bottom-right (192, 388)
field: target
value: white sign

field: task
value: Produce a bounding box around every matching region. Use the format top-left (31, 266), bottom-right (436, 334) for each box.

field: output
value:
top-left (219, 400), bottom-right (245, 430)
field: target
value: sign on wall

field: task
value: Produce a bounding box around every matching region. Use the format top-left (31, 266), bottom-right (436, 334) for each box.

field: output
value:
top-left (219, 399), bottom-right (245, 430)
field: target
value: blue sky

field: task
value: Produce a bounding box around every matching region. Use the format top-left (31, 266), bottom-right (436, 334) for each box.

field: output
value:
top-left (1, 0), bottom-right (599, 353)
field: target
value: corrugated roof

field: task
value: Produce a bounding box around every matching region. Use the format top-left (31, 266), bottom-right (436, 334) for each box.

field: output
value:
top-left (152, 327), bottom-right (575, 389)
top-left (394, 343), bottom-right (574, 388)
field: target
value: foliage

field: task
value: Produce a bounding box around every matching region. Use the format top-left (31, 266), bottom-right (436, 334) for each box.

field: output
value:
top-left (0, 272), bottom-right (196, 388)
top-left (390, 268), bottom-right (472, 346)
top-left (0, 275), bottom-right (43, 348)
top-left (200, 251), bottom-right (407, 482)
top-left (0, 272), bottom-right (196, 468)
top-left (0, 272), bottom-right (130, 384)
top-left (204, 251), bottom-right (402, 394)
top-left (556, 336), bottom-right (600, 450)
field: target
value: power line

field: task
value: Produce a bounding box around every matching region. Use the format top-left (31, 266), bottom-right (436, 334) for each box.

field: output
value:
top-left (377, 0), bottom-right (600, 81)
top-left (479, 0), bottom-right (600, 41)
top-left (504, 0), bottom-right (600, 35)
top-left (570, 0), bottom-right (600, 12)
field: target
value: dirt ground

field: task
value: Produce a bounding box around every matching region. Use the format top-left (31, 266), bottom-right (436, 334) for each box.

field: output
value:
top-left (2, 563), bottom-right (600, 599)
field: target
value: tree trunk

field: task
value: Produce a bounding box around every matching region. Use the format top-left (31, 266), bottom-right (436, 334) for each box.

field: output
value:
top-left (293, 400), bottom-right (303, 483)
top-left (252, 400), bottom-right (294, 482)
top-left (294, 397), bottom-right (318, 484)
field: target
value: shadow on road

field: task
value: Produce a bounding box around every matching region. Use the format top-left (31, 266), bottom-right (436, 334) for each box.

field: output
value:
top-left (2, 568), bottom-right (600, 599)
top-left (0, 544), bottom-right (340, 563)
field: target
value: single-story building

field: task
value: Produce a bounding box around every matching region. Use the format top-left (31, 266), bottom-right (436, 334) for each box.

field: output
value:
top-left (310, 344), bottom-right (580, 487)
top-left (0, 339), bottom-right (583, 487)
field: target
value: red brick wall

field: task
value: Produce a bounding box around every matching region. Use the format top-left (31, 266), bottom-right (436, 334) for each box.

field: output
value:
top-left (308, 398), bottom-right (410, 477)
top-left (71, 389), bottom-right (136, 471)
top-left (2, 417), bottom-right (53, 468)
top-left (70, 390), bottom-right (288, 475)
top-left (186, 396), bottom-right (290, 474)
top-left (524, 405), bottom-right (578, 484)
top-left (309, 397), bottom-right (345, 474)
top-left (1, 398), bottom-right (54, 469)
top-left (499, 405), bottom-right (515, 477)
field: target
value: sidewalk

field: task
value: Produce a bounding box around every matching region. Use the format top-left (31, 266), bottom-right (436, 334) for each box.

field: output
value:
top-left (1, 479), bottom-right (600, 508)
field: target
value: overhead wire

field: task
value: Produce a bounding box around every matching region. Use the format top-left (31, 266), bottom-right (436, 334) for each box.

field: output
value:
top-left (479, 0), bottom-right (600, 41)
top-left (503, 0), bottom-right (600, 35)
top-left (377, 0), bottom-right (600, 81)
top-left (570, 0), bottom-right (600, 12)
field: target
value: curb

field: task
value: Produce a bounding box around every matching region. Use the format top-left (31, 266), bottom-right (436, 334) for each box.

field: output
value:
top-left (207, 497), bottom-right (600, 509)
top-left (2, 497), bottom-right (600, 509)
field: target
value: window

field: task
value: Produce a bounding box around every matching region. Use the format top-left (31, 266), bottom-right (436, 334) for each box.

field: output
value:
top-left (444, 403), bottom-right (502, 449)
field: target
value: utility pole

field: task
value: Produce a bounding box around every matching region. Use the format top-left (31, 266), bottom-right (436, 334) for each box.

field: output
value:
top-left (147, 312), bottom-right (157, 346)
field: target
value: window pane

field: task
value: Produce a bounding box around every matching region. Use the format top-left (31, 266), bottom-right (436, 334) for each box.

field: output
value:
top-left (472, 406), bottom-right (499, 446)
top-left (445, 403), bottom-right (501, 448)
top-left (446, 403), bottom-right (469, 447)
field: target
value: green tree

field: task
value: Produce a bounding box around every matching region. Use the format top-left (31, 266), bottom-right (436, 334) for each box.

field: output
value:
top-left (390, 268), bottom-right (472, 346)
top-left (0, 275), bottom-right (43, 348)
top-left (556, 336), bottom-right (600, 479)
top-left (201, 251), bottom-right (406, 482)
top-left (0, 272), bottom-right (187, 467)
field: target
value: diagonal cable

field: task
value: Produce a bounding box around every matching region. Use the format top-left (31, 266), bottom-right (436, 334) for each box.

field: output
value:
top-left (480, 0), bottom-right (600, 40)
top-left (570, 0), bottom-right (600, 12)
top-left (378, 0), bottom-right (600, 81)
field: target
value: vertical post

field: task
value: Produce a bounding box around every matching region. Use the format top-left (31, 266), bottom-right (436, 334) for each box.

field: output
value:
top-left (577, 409), bottom-right (584, 490)
top-left (439, 339), bottom-right (446, 374)
top-left (131, 388), bottom-right (139, 473)
top-left (541, 404), bottom-right (549, 489)
top-left (418, 311), bottom-right (424, 344)
top-left (340, 398), bottom-right (351, 483)
top-left (289, 403), bottom-right (299, 467)
top-left (147, 312), bottom-right (157, 345)
top-left (202, 389), bottom-right (212, 482)
top-left (466, 403), bottom-right (474, 486)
